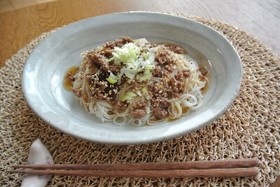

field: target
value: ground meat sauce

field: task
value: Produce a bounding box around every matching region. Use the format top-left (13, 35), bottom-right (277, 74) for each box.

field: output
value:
top-left (130, 102), bottom-right (147, 118)
top-left (64, 37), bottom-right (208, 124)
top-left (76, 38), bottom-right (132, 102)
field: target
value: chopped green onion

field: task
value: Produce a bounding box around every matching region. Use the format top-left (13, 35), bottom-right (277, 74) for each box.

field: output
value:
top-left (112, 41), bottom-right (156, 81)
top-left (113, 43), bottom-right (141, 65)
top-left (142, 52), bottom-right (149, 60)
top-left (106, 72), bottom-right (118, 84)
top-left (142, 87), bottom-right (148, 95)
top-left (136, 70), bottom-right (152, 82)
top-left (120, 92), bottom-right (137, 102)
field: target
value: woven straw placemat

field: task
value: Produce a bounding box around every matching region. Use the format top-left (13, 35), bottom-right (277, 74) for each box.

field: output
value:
top-left (1, 15), bottom-right (279, 186)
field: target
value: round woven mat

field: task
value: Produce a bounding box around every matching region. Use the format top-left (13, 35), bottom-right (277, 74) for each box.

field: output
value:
top-left (1, 15), bottom-right (279, 186)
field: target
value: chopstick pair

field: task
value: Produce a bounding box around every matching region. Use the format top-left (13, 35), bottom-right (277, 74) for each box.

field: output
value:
top-left (9, 158), bottom-right (259, 178)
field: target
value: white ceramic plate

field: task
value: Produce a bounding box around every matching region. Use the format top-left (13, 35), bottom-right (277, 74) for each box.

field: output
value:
top-left (22, 12), bottom-right (242, 144)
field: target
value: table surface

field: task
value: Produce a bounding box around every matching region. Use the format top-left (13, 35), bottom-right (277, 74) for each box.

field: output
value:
top-left (0, 0), bottom-right (279, 186)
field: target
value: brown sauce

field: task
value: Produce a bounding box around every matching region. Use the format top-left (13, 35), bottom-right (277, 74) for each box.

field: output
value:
top-left (63, 66), bottom-right (79, 91)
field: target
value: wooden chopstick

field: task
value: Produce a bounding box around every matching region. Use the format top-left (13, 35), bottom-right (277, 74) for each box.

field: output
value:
top-left (8, 168), bottom-right (258, 178)
top-left (8, 158), bottom-right (259, 178)
top-left (11, 158), bottom-right (258, 170)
